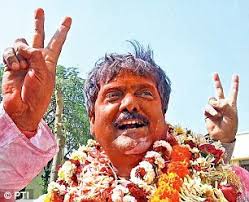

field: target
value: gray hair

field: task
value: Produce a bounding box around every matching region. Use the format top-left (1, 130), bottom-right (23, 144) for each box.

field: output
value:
top-left (84, 41), bottom-right (171, 117)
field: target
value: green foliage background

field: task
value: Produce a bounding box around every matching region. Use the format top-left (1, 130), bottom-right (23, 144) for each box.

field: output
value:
top-left (45, 65), bottom-right (91, 155)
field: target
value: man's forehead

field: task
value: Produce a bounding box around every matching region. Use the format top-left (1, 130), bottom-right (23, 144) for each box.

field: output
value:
top-left (100, 69), bottom-right (156, 85)
top-left (99, 71), bottom-right (158, 92)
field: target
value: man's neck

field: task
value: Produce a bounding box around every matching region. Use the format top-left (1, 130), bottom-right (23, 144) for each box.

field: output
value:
top-left (110, 154), bottom-right (144, 178)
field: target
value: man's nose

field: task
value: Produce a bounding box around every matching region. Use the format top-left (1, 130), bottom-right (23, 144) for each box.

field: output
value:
top-left (119, 93), bottom-right (140, 112)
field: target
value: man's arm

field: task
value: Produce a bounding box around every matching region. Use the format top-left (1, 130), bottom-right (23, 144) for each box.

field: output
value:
top-left (0, 105), bottom-right (57, 191)
top-left (0, 8), bottom-right (71, 194)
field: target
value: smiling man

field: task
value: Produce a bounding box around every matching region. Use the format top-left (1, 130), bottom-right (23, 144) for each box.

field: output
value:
top-left (1, 8), bottom-right (248, 202)
top-left (88, 69), bottom-right (169, 176)
top-left (82, 43), bottom-right (239, 178)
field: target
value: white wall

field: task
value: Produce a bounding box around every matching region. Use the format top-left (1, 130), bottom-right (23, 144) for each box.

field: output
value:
top-left (232, 132), bottom-right (249, 160)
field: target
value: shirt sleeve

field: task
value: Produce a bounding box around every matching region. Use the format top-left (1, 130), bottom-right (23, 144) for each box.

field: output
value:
top-left (232, 166), bottom-right (249, 200)
top-left (0, 104), bottom-right (58, 192)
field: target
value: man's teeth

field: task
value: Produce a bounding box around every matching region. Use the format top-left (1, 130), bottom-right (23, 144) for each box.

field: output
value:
top-left (121, 120), bottom-right (143, 125)
top-left (118, 120), bottom-right (146, 130)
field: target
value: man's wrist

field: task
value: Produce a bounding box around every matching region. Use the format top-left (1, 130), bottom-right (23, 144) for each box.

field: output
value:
top-left (11, 116), bottom-right (39, 138)
top-left (220, 138), bottom-right (236, 144)
top-left (221, 140), bottom-right (236, 163)
top-left (21, 129), bottom-right (37, 139)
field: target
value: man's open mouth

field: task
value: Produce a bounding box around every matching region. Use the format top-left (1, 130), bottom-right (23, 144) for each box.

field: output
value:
top-left (116, 120), bottom-right (148, 130)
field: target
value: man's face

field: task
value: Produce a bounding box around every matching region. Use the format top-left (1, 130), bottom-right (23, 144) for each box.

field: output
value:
top-left (90, 71), bottom-right (167, 174)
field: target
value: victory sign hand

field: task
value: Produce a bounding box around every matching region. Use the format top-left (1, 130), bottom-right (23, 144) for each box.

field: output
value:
top-left (2, 8), bottom-right (72, 136)
top-left (204, 73), bottom-right (239, 143)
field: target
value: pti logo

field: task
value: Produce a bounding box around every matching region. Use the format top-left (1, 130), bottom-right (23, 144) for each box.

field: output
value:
top-left (2, 189), bottom-right (33, 200)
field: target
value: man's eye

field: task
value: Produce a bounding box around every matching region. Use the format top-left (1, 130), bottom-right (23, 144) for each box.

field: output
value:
top-left (105, 91), bottom-right (122, 101)
top-left (137, 90), bottom-right (153, 99)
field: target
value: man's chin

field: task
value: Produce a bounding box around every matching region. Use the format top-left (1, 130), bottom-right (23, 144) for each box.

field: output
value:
top-left (112, 135), bottom-right (152, 155)
top-left (124, 141), bottom-right (151, 155)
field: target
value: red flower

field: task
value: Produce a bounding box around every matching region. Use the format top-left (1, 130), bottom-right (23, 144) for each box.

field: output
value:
top-left (75, 165), bottom-right (82, 174)
top-left (219, 184), bottom-right (239, 202)
top-left (127, 183), bottom-right (148, 201)
top-left (144, 157), bottom-right (156, 165)
top-left (165, 132), bottom-right (178, 146)
top-left (71, 174), bottom-right (78, 186)
top-left (153, 146), bottom-right (171, 160)
top-left (192, 165), bottom-right (201, 171)
top-left (100, 166), bottom-right (114, 176)
top-left (161, 162), bottom-right (169, 173)
top-left (199, 144), bottom-right (224, 164)
top-left (184, 140), bottom-right (196, 148)
top-left (57, 180), bottom-right (68, 187)
top-left (135, 167), bottom-right (146, 178)
top-left (51, 191), bottom-right (64, 202)
top-left (99, 187), bottom-right (113, 202)
top-left (70, 159), bottom-right (81, 167)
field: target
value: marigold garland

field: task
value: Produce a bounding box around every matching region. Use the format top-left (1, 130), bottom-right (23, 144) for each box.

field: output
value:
top-left (171, 145), bottom-right (191, 162)
top-left (150, 145), bottom-right (190, 201)
top-left (43, 125), bottom-right (243, 202)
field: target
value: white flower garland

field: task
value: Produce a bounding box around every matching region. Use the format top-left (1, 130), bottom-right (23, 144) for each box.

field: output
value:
top-left (44, 126), bottom-right (242, 202)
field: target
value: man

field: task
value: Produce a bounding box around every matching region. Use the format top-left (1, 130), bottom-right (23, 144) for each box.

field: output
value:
top-left (0, 8), bottom-right (246, 200)
top-left (83, 49), bottom-right (238, 177)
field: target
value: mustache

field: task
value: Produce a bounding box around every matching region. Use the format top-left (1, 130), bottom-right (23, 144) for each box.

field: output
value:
top-left (114, 111), bottom-right (149, 127)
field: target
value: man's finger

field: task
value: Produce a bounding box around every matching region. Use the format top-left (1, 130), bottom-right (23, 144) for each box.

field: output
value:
top-left (14, 38), bottom-right (29, 69)
top-left (16, 43), bottom-right (47, 77)
top-left (213, 73), bottom-right (225, 99)
top-left (229, 74), bottom-right (239, 107)
top-left (32, 8), bottom-right (45, 48)
top-left (204, 104), bottom-right (222, 117)
top-left (208, 99), bottom-right (230, 113)
top-left (2, 47), bottom-right (20, 71)
top-left (46, 17), bottom-right (72, 63)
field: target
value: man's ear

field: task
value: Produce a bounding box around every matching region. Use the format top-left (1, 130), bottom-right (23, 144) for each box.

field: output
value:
top-left (89, 115), bottom-right (95, 136)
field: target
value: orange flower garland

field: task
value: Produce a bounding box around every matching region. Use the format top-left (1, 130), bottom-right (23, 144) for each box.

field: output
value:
top-left (45, 126), bottom-right (242, 201)
top-left (150, 145), bottom-right (191, 202)
top-left (171, 145), bottom-right (191, 162)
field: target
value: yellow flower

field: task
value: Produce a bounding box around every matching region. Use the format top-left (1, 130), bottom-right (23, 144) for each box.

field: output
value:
top-left (150, 173), bottom-right (181, 202)
top-left (174, 126), bottom-right (185, 135)
top-left (43, 193), bottom-right (51, 202)
top-left (58, 169), bottom-right (65, 180)
top-left (70, 149), bottom-right (87, 163)
top-left (150, 194), bottom-right (171, 202)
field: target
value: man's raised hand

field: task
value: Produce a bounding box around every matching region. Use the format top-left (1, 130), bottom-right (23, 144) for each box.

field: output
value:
top-left (2, 8), bottom-right (72, 135)
top-left (204, 73), bottom-right (239, 143)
